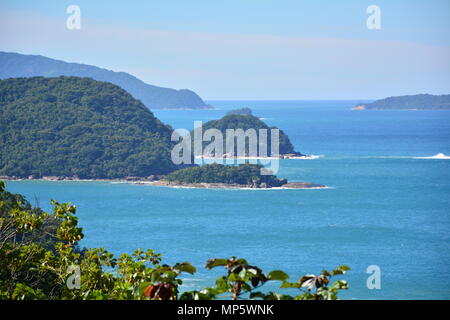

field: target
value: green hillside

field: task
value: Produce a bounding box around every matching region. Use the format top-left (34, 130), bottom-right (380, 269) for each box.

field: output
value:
top-left (0, 76), bottom-right (178, 178)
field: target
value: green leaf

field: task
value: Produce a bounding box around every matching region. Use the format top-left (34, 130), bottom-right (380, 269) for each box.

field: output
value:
top-left (173, 262), bottom-right (196, 274)
top-left (205, 258), bottom-right (228, 269)
top-left (227, 272), bottom-right (242, 282)
top-left (137, 282), bottom-right (151, 297)
top-left (267, 270), bottom-right (289, 281)
top-left (331, 265), bottom-right (351, 276)
top-left (280, 281), bottom-right (301, 288)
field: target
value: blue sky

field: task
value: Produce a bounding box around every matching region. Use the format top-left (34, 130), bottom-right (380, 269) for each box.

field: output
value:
top-left (1, 0), bottom-right (449, 99)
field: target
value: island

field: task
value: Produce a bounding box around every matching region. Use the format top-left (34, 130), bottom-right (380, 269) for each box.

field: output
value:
top-left (151, 163), bottom-right (326, 189)
top-left (0, 76), bottom-right (317, 182)
top-left (353, 94), bottom-right (450, 110)
top-left (196, 113), bottom-right (311, 159)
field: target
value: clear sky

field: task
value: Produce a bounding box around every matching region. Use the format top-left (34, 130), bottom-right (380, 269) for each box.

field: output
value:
top-left (1, 0), bottom-right (449, 100)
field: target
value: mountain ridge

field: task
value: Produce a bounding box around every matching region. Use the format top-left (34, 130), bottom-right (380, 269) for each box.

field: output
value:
top-left (353, 94), bottom-right (450, 110)
top-left (0, 51), bottom-right (211, 110)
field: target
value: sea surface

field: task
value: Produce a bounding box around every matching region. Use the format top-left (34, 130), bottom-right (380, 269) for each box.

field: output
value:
top-left (6, 100), bottom-right (450, 299)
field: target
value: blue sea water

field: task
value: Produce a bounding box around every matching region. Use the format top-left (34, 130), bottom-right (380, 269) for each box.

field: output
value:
top-left (5, 101), bottom-right (450, 299)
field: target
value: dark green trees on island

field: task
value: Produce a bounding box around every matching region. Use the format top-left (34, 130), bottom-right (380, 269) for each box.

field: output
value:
top-left (165, 163), bottom-right (287, 187)
top-left (0, 76), bottom-right (305, 180)
top-left (0, 76), bottom-right (179, 179)
top-left (199, 114), bottom-right (303, 156)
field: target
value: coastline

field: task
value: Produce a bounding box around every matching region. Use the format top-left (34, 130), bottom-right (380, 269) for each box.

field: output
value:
top-left (352, 105), bottom-right (450, 111)
top-left (195, 154), bottom-right (321, 160)
top-left (149, 180), bottom-right (327, 189)
top-left (0, 176), bottom-right (327, 189)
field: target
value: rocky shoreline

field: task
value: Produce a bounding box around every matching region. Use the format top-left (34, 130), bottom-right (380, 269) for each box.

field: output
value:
top-left (0, 175), bottom-right (164, 183)
top-left (195, 153), bottom-right (315, 160)
top-left (150, 180), bottom-right (326, 189)
top-left (0, 175), bottom-right (326, 189)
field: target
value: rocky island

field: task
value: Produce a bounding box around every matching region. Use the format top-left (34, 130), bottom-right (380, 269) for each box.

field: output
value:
top-left (196, 112), bottom-right (309, 158)
top-left (151, 163), bottom-right (326, 189)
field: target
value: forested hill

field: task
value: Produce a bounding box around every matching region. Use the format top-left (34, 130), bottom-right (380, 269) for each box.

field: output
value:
top-left (0, 52), bottom-right (210, 110)
top-left (199, 114), bottom-right (303, 156)
top-left (0, 76), bottom-right (179, 178)
top-left (354, 94), bottom-right (450, 110)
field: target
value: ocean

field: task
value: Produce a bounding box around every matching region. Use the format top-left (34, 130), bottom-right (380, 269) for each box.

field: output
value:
top-left (5, 100), bottom-right (450, 299)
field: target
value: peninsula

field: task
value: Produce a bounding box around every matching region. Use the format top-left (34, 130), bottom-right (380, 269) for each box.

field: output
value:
top-left (353, 94), bottom-right (450, 110)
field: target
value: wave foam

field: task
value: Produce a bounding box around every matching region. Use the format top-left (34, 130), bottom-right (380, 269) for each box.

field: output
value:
top-left (285, 154), bottom-right (323, 160)
top-left (414, 153), bottom-right (450, 159)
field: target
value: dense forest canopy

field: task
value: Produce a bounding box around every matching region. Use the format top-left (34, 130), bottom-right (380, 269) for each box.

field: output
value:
top-left (0, 76), bottom-right (179, 178)
top-left (198, 114), bottom-right (301, 156)
top-left (226, 107), bottom-right (253, 116)
top-left (0, 52), bottom-right (210, 109)
top-left (165, 163), bottom-right (286, 187)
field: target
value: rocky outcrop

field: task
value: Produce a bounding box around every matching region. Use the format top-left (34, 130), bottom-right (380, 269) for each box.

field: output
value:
top-left (151, 179), bottom-right (325, 189)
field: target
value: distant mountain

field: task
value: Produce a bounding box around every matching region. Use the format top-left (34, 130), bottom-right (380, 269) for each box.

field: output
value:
top-left (353, 94), bottom-right (450, 110)
top-left (0, 76), bottom-right (181, 179)
top-left (0, 52), bottom-right (211, 110)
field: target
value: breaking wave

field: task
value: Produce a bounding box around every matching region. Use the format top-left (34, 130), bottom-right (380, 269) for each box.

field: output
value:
top-left (413, 153), bottom-right (450, 159)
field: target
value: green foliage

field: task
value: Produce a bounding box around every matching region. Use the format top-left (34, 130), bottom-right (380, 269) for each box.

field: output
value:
top-left (0, 76), bottom-right (178, 179)
top-left (164, 163), bottom-right (286, 187)
top-left (226, 107), bottom-right (253, 116)
top-left (0, 181), bottom-right (350, 300)
top-left (199, 114), bottom-right (300, 155)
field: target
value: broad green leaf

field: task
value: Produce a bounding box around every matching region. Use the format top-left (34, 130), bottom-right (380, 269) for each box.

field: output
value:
top-left (205, 258), bottom-right (228, 269)
top-left (267, 270), bottom-right (289, 281)
top-left (173, 262), bottom-right (196, 274)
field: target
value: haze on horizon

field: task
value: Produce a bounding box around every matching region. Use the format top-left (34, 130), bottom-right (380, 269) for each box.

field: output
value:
top-left (0, 0), bottom-right (449, 100)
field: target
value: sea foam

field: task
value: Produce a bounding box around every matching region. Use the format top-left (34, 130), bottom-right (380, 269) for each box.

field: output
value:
top-left (413, 153), bottom-right (450, 159)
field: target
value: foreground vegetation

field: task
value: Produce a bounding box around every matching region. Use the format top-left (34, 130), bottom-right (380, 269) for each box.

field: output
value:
top-left (0, 181), bottom-right (350, 300)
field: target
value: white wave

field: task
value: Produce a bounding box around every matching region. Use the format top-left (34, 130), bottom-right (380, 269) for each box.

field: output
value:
top-left (413, 153), bottom-right (450, 159)
top-left (285, 154), bottom-right (323, 160)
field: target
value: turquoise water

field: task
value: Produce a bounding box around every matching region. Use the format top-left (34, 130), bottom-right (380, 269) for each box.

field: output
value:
top-left (5, 101), bottom-right (450, 299)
